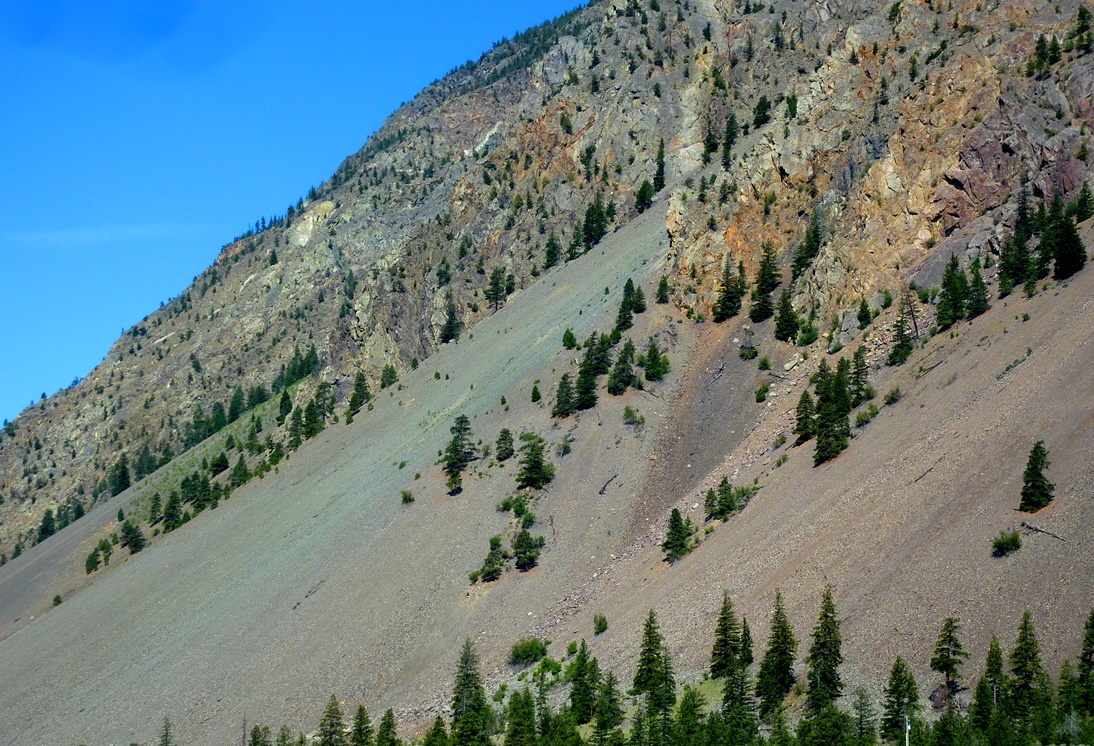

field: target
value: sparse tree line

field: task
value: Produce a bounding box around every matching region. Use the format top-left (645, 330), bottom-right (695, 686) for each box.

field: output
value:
top-left (146, 587), bottom-right (1094, 746)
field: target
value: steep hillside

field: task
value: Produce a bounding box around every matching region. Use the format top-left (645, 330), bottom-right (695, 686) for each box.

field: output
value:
top-left (0, 0), bottom-right (1093, 743)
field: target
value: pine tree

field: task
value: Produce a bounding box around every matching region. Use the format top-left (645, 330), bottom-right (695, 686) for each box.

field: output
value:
top-left (230, 454), bottom-right (251, 488)
top-left (633, 287), bottom-right (646, 313)
top-left (642, 339), bottom-right (669, 382)
top-left (607, 340), bottom-right (638, 395)
top-left (813, 360), bottom-right (852, 466)
top-left (544, 232), bottom-right (562, 269)
top-left (654, 140), bottom-right (666, 192)
top-left (739, 618), bottom-right (754, 668)
top-left (634, 610), bottom-right (669, 695)
top-left (713, 256), bottom-right (744, 322)
top-left (749, 242), bottom-right (779, 323)
top-left (792, 210), bottom-right (824, 280)
top-left (1036, 197), bottom-right (1064, 279)
top-left (584, 192), bottom-right (608, 249)
top-left (159, 717), bottom-right (174, 746)
top-left (505, 689), bottom-right (537, 746)
top-left (352, 705), bottom-right (374, 746)
top-left (486, 267), bottom-right (508, 310)
top-left (530, 384), bottom-right (541, 403)
top-left (722, 114), bottom-right (740, 169)
top-left (440, 296), bottom-right (462, 343)
top-left (881, 657), bottom-right (918, 741)
top-left (552, 375), bottom-right (576, 417)
top-left (674, 685), bottom-right (706, 746)
top-left (936, 254), bottom-right (969, 328)
top-left (496, 429), bottom-right (515, 462)
top-left (376, 709), bottom-right (400, 746)
top-left (278, 389), bottom-right (292, 424)
top-left (1074, 182), bottom-right (1094, 222)
top-left (887, 290), bottom-right (915, 366)
top-left (516, 433), bottom-right (553, 490)
top-left (966, 263), bottom-right (990, 318)
top-left (318, 694), bottom-right (348, 746)
top-left (594, 672), bottom-right (624, 746)
top-left (794, 390), bottom-right (816, 444)
top-left (562, 328), bottom-right (578, 349)
top-left (348, 372), bottom-right (372, 414)
top-left (851, 688), bottom-right (877, 746)
top-left (1019, 440), bottom-right (1054, 512)
top-left (998, 233), bottom-right (1031, 298)
top-left (513, 530), bottom-right (541, 571)
top-left (711, 592), bottom-right (743, 679)
top-left (120, 519), bottom-right (146, 554)
top-left (451, 640), bottom-right (491, 746)
top-left (636, 180), bottom-right (655, 213)
top-left (37, 508), bottom-right (55, 542)
top-left (575, 347), bottom-right (600, 412)
top-left (656, 275), bottom-right (671, 304)
top-left (774, 289), bottom-right (799, 342)
top-left (850, 346), bottom-right (870, 407)
top-left (930, 617), bottom-right (969, 697)
top-left (423, 717), bottom-right (449, 746)
top-left (806, 585), bottom-right (843, 712)
top-left (1077, 608), bottom-right (1094, 715)
top-left (756, 591), bottom-right (797, 718)
top-left (857, 298), bottom-right (872, 330)
top-left (661, 508), bottom-right (689, 562)
top-left (1052, 208), bottom-right (1087, 280)
top-left (570, 640), bottom-right (598, 724)
top-left (288, 407), bottom-right (304, 449)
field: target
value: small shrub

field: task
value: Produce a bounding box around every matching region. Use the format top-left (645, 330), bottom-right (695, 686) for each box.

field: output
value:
top-left (855, 403), bottom-right (880, 427)
top-left (884, 387), bottom-right (902, 405)
top-left (773, 432), bottom-right (787, 448)
top-left (758, 356), bottom-right (771, 370)
top-left (756, 381), bottom-right (770, 402)
top-left (510, 638), bottom-right (549, 666)
top-left (623, 406), bottom-right (645, 425)
top-left (739, 346), bottom-right (758, 360)
top-left (593, 614), bottom-right (609, 635)
top-left (567, 641), bottom-right (578, 657)
top-left (53, 594), bottom-right (62, 606)
top-left (401, 490), bottom-right (415, 504)
top-left (992, 530), bottom-right (1021, 557)
top-left (775, 454), bottom-right (788, 467)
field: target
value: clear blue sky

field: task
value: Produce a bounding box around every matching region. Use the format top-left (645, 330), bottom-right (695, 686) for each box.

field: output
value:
top-left (0, 0), bottom-right (585, 425)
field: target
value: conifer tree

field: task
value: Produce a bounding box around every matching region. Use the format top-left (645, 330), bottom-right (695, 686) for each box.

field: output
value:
top-left (887, 291), bottom-right (915, 366)
top-left (1073, 181), bottom-right (1094, 221)
top-left (376, 710), bottom-right (400, 746)
top-left (636, 180), bottom-right (655, 213)
top-left (674, 686), bottom-right (706, 746)
top-left (1035, 197), bottom-right (1063, 279)
top-left (452, 640), bottom-right (491, 746)
top-left (570, 640), bottom-right (599, 724)
top-left (633, 286), bottom-right (647, 314)
top-left (513, 530), bottom-right (542, 571)
top-left (575, 346), bottom-right (600, 412)
top-left (749, 242), bottom-right (779, 323)
top-left (516, 433), bottom-right (553, 490)
top-left (774, 289), bottom-right (799, 342)
top-left (496, 429), bottom-right (515, 462)
top-left (930, 617), bottom-right (969, 697)
top-left (857, 298), bottom-right (872, 330)
top-left (806, 585), bottom-right (843, 712)
top-left (593, 674), bottom-right (623, 746)
top-left (318, 694), bottom-right (348, 746)
top-left (1052, 207), bottom-right (1087, 280)
top-left (544, 232), bottom-right (562, 269)
top-left (739, 618), bottom-right (754, 668)
top-left (607, 340), bottom-right (638, 395)
top-left (713, 257), bottom-right (744, 322)
top-left (792, 210), bottom-right (824, 280)
top-left (756, 591), bottom-right (797, 718)
top-left (634, 610), bottom-right (669, 695)
top-left (440, 296), bottom-right (462, 343)
top-left (423, 717), bottom-right (449, 746)
top-left (530, 384), bottom-right (541, 403)
top-left (711, 592), bottom-right (743, 680)
top-left (966, 263), bottom-right (990, 318)
top-left (881, 657), bottom-right (919, 741)
top-left (642, 339), bottom-right (669, 382)
top-left (505, 689), bottom-right (537, 746)
top-left (999, 233), bottom-right (1031, 298)
top-left (661, 508), bottom-right (689, 562)
top-left (850, 346), bottom-right (871, 407)
top-left (654, 140), bottom-right (666, 192)
top-left (351, 705), bottom-right (374, 746)
top-left (230, 454), bottom-right (251, 488)
top-left (552, 375), bottom-right (576, 417)
top-left (794, 390), bottom-right (816, 444)
top-left (851, 687), bottom-right (877, 746)
top-left (278, 389), bottom-right (293, 424)
top-left (487, 267), bottom-right (509, 310)
top-left (723, 114), bottom-right (739, 170)
top-left (348, 372), bottom-right (372, 415)
top-left (1019, 441), bottom-right (1053, 512)
top-left (656, 275), bottom-right (670, 304)
top-left (813, 360), bottom-right (851, 465)
top-left (936, 254), bottom-right (969, 328)
top-left (1077, 608), bottom-right (1094, 715)
top-left (562, 328), bottom-right (578, 349)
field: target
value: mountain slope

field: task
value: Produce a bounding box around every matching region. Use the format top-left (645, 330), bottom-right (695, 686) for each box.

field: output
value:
top-left (0, 0), bottom-right (1093, 743)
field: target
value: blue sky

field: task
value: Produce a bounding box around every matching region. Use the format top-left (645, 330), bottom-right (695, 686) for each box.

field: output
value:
top-left (0, 0), bottom-right (585, 424)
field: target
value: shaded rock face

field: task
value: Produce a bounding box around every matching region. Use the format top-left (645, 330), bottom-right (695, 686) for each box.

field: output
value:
top-left (1, 0), bottom-right (1092, 555)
